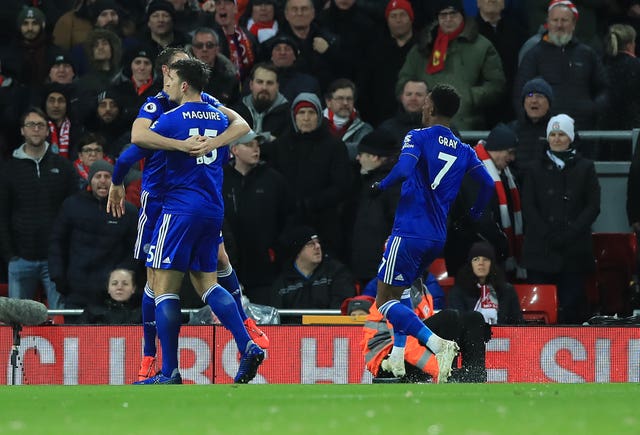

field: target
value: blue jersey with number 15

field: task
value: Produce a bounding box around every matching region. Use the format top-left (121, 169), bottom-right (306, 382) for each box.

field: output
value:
top-left (392, 125), bottom-right (483, 241)
top-left (150, 101), bottom-right (229, 218)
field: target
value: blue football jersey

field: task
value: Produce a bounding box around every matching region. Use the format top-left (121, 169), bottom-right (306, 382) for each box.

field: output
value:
top-left (392, 125), bottom-right (483, 240)
top-left (150, 101), bottom-right (230, 218)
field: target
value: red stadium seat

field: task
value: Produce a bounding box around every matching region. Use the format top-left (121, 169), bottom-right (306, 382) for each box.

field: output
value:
top-left (514, 284), bottom-right (558, 324)
top-left (0, 283), bottom-right (7, 297)
top-left (592, 233), bottom-right (638, 316)
top-left (429, 258), bottom-right (455, 300)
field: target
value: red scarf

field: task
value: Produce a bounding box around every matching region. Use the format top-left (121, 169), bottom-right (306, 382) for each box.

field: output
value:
top-left (226, 27), bottom-right (256, 81)
top-left (247, 19), bottom-right (276, 39)
top-left (474, 142), bottom-right (524, 274)
top-left (427, 22), bottom-right (464, 74)
top-left (324, 108), bottom-right (357, 137)
top-left (73, 156), bottom-right (115, 181)
top-left (132, 76), bottom-right (154, 96)
top-left (48, 118), bottom-right (71, 159)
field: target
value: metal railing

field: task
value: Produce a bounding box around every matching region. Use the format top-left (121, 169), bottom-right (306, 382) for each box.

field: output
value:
top-left (46, 308), bottom-right (341, 318)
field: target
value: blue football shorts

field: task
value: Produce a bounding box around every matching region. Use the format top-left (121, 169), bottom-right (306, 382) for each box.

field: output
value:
top-left (376, 235), bottom-right (444, 287)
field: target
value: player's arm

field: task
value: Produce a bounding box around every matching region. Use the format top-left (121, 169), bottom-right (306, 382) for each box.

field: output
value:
top-left (376, 152), bottom-right (418, 191)
top-left (130, 117), bottom-right (198, 152)
top-left (186, 106), bottom-right (250, 156)
top-left (107, 144), bottom-right (152, 218)
top-left (467, 163), bottom-right (495, 220)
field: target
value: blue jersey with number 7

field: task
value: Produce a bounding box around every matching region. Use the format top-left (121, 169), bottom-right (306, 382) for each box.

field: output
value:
top-left (150, 101), bottom-right (229, 218)
top-left (391, 125), bottom-right (483, 240)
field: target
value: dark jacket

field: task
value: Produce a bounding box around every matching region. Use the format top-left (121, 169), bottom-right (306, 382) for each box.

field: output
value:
top-left (508, 112), bottom-right (552, 186)
top-left (378, 110), bottom-right (423, 146)
top-left (628, 146), bottom-right (640, 226)
top-left (48, 190), bottom-right (138, 308)
top-left (203, 54), bottom-right (240, 106)
top-left (521, 151), bottom-right (600, 274)
top-left (0, 144), bottom-right (78, 262)
top-left (514, 35), bottom-right (608, 132)
top-left (223, 161), bottom-right (293, 304)
top-left (269, 255), bottom-right (357, 309)
top-left (232, 93), bottom-right (291, 142)
top-left (346, 162), bottom-right (400, 283)
top-left (448, 281), bottom-right (523, 325)
top-left (74, 296), bottom-right (142, 324)
top-left (601, 52), bottom-right (640, 130)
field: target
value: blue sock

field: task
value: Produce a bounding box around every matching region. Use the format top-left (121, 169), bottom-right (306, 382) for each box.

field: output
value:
top-left (218, 265), bottom-right (247, 321)
top-left (142, 284), bottom-right (157, 357)
top-left (155, 294), bottom-right (181, 377)
top-left (394, 288), bottom-right (412, 347)
top-left (202, 284), bottom-right (251, 353)
top-left (379, 300), bottom-right (434, 345)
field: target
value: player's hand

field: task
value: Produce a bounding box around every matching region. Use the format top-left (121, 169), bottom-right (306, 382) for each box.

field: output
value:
top-left (107, 184), bottom-right (126, 218)
top-left (186, 135), bottom-right (221, 156)
top-left (369, 181), bottom-right (383, 197)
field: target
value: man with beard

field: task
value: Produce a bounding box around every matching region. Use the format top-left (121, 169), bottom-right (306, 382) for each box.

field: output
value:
top-left (42, 83), bottom-right (85, 160)
top-left (3, 7), bottom-right (61, 86)
top-left (513, 0), bottom-right (607, 138)
top-left (84, 89), bottom-right (132, 159)
top-left (232, 63), bottom-right (290, 143)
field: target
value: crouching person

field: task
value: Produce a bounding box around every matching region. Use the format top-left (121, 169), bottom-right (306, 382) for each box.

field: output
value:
top-left (362, 279), bottom-right (490, 383)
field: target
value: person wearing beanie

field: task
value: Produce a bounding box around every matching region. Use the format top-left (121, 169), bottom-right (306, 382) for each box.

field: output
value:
top-left (514, 0), bottom-right (607, 139)
top-left (445, 122), bottom-right (524, 280)
top-left (448, 241), bottom-right (523, 326)
top-left (521, 112), bottom-right (600, 324)
top-left (222, 129), bottom-right (291, 305)
top-left (47, 52), bottom-right (76, 84)
top-left (269, 225), bottom-right (357, 309)
top-left (111, 44), bottom-right (160, 114)
top-left (396, 0), bottom-right (505, 130)
top-left (136, 0), bottom-right (189, 60)
top-left (42, 82), bottom-right (82, 160)
top-left (262, 90), bottom-right (351, 262)
top-left (347, 129), bottom-right (401, 286)
top-left (232, 63), bottom-right (291, 144)
top-left (48, 142), bottom-right (138, 311)
top-left (73, 133), bottom-right (114, 190)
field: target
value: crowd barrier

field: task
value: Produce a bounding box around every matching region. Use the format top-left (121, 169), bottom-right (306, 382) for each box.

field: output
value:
top-left (3, 325), bottom-right (639, 385)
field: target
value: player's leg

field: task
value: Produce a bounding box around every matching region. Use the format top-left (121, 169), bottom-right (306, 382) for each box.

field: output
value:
top-left (376, 236), bottom-right (459, 381)
top-left (217, 238), bottom-right (269, 348)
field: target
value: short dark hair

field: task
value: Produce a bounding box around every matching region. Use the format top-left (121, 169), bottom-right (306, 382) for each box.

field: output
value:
top-left (155, 46), bottom-right (188, 74)
top-left (325, 77), bottom-right (356, 100)
top-left (20, 107), bottom-right (48, 126)
top-left (429, 83), bottom-right (460, 118)
top-left (169, 58), bottom-right (210, 93)
top-left (249, 62), bottom-right (278, 81)
top-left (78, 132), bottom-right (107, 149)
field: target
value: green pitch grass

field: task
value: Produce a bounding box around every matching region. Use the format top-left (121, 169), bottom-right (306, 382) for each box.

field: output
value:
top-left (2, 383), bottom-right (638, 434)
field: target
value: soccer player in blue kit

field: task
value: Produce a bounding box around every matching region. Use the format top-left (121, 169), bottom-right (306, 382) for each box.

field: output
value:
top-left (108, 48), bottom-right (268, 382)
top-left (132, 58), bottom-right (264, 384)
top-left (371, 84), bottom-right (494, 382)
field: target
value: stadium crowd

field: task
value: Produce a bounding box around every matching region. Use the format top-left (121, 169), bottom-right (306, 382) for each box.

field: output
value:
top-left (0, 0), bottom-right (639, 335)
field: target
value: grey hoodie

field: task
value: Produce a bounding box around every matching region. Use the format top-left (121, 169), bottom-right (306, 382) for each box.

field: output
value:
top-left (290, 92), bottom-right (322, 133)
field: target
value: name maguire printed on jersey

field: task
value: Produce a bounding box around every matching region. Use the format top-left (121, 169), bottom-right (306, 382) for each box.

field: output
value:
top-left (182, 110), bottom-right (221, 120)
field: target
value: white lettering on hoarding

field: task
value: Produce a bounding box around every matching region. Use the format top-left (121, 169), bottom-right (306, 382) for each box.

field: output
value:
top-left (5, 336), bottom-right (54, 385)
top-left (628, 339), bottom-right (640, 382)
top-left (487, 338), bottom-right (510, 383)
top-left (179, 337), bottom-right (211, 384)
top-left (541, 337), bottom-right (586, 383)
top-left (595, 338), bottom-right (611, 383)
top-left (64, 337), bottom-right (78, 385)
top-left (110, 338), bottom-right (126, 385)
top-left (301, 338), bottom-right (348, 384)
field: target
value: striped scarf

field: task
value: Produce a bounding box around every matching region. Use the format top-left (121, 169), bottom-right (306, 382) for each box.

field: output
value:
top-left (47, 118), bottom-right (70, 159)
top-left (475, 141), bottom-right (525, 278)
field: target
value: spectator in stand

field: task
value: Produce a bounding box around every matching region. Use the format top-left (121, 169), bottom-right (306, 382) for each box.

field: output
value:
top-left (232, 63), bottom-right (290, 143)
top-left (359, 0), bottom-right (417, 127)
top-left (522, 114), bottom-right (600, 324)
top-left (134, 0), bottom-right (190, 59)
top-left (346, 129), bottom-right (400, 286)
top-left (269, 225), bottom-right (357, 309)
top-left (167, 0), bottom-right (216, 36)
top-left (263, 92), bottom-right (352, 259)
top-left (445, 123), bottom-right (524, 280)
top-left (508, 77), bottom-right (554, 186)
top-left (363, 277), bottom-right (490, 383)
top-left (213, 0), bottom-right (260, 82)
top-left (189, 27), bottom-right (240, 106)
top-left (268, 34), bottom-right (322, 102)
top-left (0, 107), bottom-right (79, 309)
top-left (240, 0), bottom-right (280, 43)
top-left (75, 268), bottom-right (142, 324)
top-left (323, 78), bottom-right (373, 160)
top-left (46, 52), bottom-right (77, 85)
top-left (397, 0), bottom-right (506, 130)
top-left (513, 1), bottom-right (608, 140)
top-left (628, 143), bottom-right (640, 275)
top-left (73, 133), bottom-right (115, 190)
top-left (52, 0), bottom-right (95, 50)
top-left (42, 83), bottom-right (85, 160)
top-left (112, 44), bottom-right (159, 117)
top-left (272, 0), bottom-right (340, 91)
top-left (378, 78), bottom-right (427, 146)
top-left (600, 23), bottom-right (640, 160)
top-left (475, 0), bottom-right (528, 124)
top-left (49, 160), bottom-right (138, 310)
top-left (0, 69), bottom-right (31, 160)
top-left (3, 7), bottom-right (59, 87)
top-left (83, 88), bottom-right (132, 157)
top-left (223, 130), bottom-right (293, 305)
top-left (317, 0), bottom-right (376, 81)
top-left (448, 241), bottom-right (523, 325)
